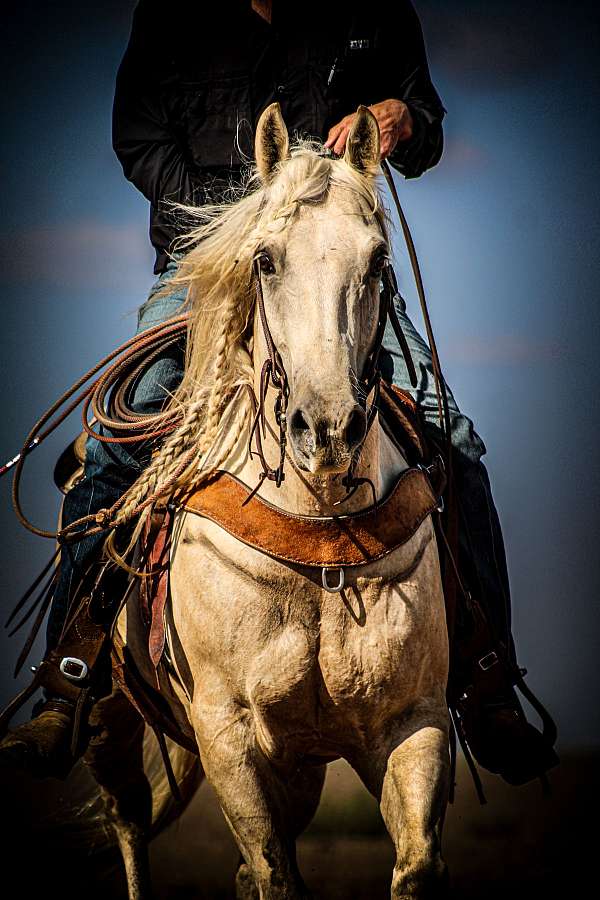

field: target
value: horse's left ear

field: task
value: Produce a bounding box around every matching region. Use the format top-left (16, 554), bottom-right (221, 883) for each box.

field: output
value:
top-left (344, 105), bottom-right (380, 173)
top-left (255, 102), bottom-right (290, 184)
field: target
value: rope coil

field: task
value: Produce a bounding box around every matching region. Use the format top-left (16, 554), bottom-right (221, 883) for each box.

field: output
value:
top-left (4, 163), bottom-right (452, 554)
top-left (6, 314), bottom-right (190, 540)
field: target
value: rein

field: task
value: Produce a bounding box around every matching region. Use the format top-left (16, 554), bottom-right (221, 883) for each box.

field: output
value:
top-left (381, 161), bottom-right (452, 464)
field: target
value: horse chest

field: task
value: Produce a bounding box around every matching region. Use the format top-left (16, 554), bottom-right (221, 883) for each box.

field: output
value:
top-left (172, 515), bottom-right (447, 751)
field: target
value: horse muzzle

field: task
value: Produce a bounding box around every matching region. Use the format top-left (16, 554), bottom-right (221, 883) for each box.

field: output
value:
top-left (288, 398), bottom-right (367, 474)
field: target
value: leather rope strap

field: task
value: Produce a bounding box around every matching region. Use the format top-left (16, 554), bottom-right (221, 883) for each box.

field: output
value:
top-left (382, 160), bottom-right (452, 452)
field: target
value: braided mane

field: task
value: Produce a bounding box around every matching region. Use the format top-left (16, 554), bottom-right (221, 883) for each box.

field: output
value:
top-left (107, 140), bottom-right (385, 556)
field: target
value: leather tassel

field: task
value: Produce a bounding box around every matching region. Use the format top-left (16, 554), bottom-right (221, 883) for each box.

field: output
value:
top-left (0, 673), bottom-right (42, 737)
top-left (151, 724), bottom-right (182, 804)
top-left (451, 708), bottom-right (487, 805)
top-left (5, 548), bottom-right (60, 628)
top-left (13, 582), bottom-right (56, 677)
top-left (8, 568), bottom-right (58, 638)
top-left (70, 687), bottom-right (91, 757)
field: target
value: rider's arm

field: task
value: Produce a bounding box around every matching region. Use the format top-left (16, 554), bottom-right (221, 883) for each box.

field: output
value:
top-left (112, 0), bottom-right (198, 209)
top-left (374, 0), bottom-right (445, 178)
top-left (325, 2), bottom-right (445, 177)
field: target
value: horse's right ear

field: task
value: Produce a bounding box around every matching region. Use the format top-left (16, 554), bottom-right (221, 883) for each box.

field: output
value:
top-left (255, 103), bottom-right (290, 184)
top-left (344, 105), bottom-right (380, 174)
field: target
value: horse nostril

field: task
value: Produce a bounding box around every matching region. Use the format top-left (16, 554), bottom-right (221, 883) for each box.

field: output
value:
top-left (344, 407), bottom-right (366, 448)
top-left (291, 408), bottom-right (310, 434)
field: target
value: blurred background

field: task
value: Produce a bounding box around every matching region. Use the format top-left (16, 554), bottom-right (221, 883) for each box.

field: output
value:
top-left (1, 1), bottom-right (599, 896)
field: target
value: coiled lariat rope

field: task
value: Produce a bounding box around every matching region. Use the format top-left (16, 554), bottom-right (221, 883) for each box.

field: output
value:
top-left (3, 162), bottom-right (452, 554)
top-left (3, 313), bottom-right (190, 542)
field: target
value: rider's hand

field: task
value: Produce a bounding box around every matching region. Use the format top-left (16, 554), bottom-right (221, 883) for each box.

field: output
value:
top-left (324, 99), bottom-right (414, 160)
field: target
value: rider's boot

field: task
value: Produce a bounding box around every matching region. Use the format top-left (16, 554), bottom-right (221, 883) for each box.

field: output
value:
top-left (0, 698), bottom-right (79, 779)
top-left (0, 569), bottom-right (117, 779)
top-left (449, 595), bottom-right (559, 786)
top-left (433, 450), bottom-right (559, 788)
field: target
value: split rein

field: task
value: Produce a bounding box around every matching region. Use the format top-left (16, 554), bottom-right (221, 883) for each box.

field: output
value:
top-left (2, 161), bottom-right (452, 551)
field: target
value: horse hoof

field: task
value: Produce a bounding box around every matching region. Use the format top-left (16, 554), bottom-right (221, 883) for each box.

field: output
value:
top-left (235, 862), bottom-right (259, 900)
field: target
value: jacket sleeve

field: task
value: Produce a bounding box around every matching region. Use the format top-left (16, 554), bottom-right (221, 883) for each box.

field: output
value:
top-left (374, 1), bottom-right (445, 178)
top-left (112, 0), bottom-right (199, 209)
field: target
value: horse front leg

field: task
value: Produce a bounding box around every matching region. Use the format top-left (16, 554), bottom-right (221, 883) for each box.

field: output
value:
top-left (234, 762), bottom-right (325, 900)
top-left (84, 688), bottom-right (153, 900)
top-left (354, 702), bottom-right (451, 899)
top-left (191, 687), bottom-right (312, 900)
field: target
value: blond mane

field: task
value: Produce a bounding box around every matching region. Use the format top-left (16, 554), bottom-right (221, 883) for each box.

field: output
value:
top-left (108, 140), bottom-right (387, 553)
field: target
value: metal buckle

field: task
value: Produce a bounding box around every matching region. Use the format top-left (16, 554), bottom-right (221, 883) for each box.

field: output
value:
top-left (418, 455), bottom-right (445, 480)
top-left (416, 460), bottom-right (445, 513)
top-left (478, 651), bottom-right (499, 672)
top-left (59, 657), bottom-right (89, 682)
top-left (321, 567), bottom-right (345, 593)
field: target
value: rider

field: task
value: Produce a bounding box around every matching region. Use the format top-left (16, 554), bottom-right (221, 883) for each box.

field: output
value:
top-left (0, 0), bottom-right (557, 784)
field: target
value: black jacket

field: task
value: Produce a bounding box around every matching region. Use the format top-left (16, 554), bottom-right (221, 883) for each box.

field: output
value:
top-left (113, 1), bottom-right (445, 273)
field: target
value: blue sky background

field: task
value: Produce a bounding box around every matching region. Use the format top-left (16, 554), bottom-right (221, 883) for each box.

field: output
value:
top-left (0, 1), bottom-right (598, 746)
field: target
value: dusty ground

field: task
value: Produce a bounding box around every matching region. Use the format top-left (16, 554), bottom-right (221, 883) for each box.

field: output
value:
top-left (1, 749), bottom-right (595, 898)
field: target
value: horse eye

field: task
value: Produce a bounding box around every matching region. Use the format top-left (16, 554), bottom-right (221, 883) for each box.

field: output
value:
top-left (257, 252), bottom-right (276, 275)
top-left (370, 251), bottom-right (389, 278)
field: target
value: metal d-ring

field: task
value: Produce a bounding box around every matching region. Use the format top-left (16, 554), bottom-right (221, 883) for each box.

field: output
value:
top-left (321, 567), bottom-right (345, 593)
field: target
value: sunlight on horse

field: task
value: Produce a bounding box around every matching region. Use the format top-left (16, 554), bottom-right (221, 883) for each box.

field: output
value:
top-left (85, 104), bottom-right (449, 900)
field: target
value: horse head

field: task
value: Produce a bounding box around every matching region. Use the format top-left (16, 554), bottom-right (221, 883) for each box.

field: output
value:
top-left (252, 103), bottom-right (388, 476)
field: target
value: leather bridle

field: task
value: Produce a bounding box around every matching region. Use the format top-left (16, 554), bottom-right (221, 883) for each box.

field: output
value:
top-left (242, 160), bottom-right (454, 508)
top-left (245, 257), bottom-right (290, 499)
top-left (245, 231), bottom-right (421, 506)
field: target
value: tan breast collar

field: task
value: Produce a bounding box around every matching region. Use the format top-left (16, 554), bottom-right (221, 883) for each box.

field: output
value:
top-left (177, 461), bottom-right (444, 573)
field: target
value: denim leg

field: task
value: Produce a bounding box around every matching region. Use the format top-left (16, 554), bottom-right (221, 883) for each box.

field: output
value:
top-left (381, 295), bottom-right (512, 652)
top-left (46, 263), bottom-right (187, 650)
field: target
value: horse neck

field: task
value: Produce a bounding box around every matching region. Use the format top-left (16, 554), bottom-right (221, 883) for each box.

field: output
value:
top-left (234, 367), bottom-right (408, 517)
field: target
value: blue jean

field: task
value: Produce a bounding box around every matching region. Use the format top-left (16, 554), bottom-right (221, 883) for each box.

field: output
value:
top-left (48, 270), bottom-right (512, 655)
top-left (381, 294), bottom-right (512, 651)
top-left (47, 261), bottom-right (188, 649)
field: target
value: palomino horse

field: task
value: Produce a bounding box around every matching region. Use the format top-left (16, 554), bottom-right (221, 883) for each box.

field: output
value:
top-left (84, 104), bottom-right (449, 899)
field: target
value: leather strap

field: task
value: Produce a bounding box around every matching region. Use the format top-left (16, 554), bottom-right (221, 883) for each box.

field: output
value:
top-left (379, 382), bottom-right (426, 461)
top-left (178, 463), bottom-right (443, 569)
top-left (35, 598), bottom-right (109, 704)
top-left (138, 507), bottom-right (173, 672)
top-left (111, 634), bottom-right (198, 756)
